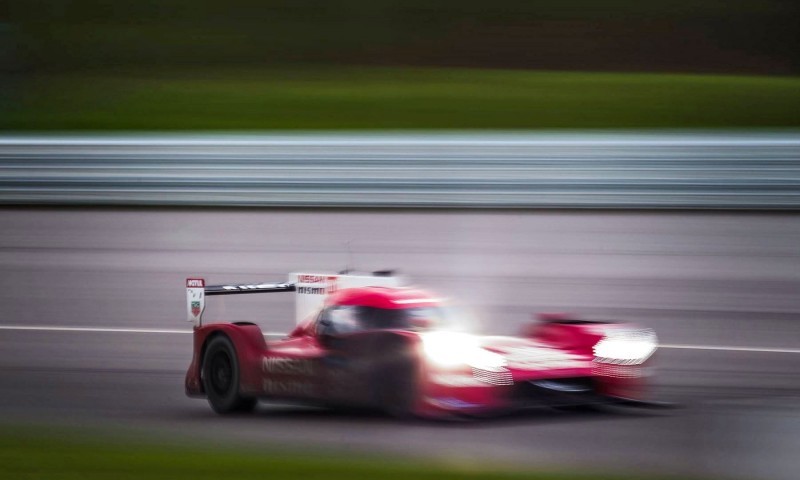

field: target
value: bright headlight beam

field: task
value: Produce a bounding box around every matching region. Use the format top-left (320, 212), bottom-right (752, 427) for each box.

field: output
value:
top-left (593, 329), bottom-right (658, 365)
top-left (422, 332), bottom-right (477, 367)
top-left (421, 332), bottom-right (507, 371)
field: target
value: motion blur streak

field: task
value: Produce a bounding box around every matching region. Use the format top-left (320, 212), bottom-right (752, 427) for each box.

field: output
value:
top-left (1, 133), bottom-right (799, 208)
top-left (1, 325), bottom-right (798, 354)
top-left (0, 208), bottom-right (798, 480)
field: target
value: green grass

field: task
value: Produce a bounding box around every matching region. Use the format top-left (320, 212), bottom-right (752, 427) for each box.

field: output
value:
top-left (2, 67), bottom-right (799, 130)
top-left (0, 428), bottom-right (703, 480)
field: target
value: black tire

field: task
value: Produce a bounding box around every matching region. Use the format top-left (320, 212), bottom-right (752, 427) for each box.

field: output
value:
top-left (374, 350), bottom-right (417, 418)
top-left (202, 335), bottom-right (257, 414)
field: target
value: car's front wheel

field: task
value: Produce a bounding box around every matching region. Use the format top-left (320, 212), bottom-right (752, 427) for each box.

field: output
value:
top-left (372, 343), bottom-right (418, 418)
top-left (202, 335), bottom-right (257, 414)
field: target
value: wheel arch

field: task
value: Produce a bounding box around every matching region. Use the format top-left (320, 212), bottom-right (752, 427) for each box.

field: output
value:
top-left (185, 323), bottom-right (267, 398)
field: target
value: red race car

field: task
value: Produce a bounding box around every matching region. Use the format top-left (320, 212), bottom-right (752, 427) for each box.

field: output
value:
top-left (184, 272), bottom-right (658, 418)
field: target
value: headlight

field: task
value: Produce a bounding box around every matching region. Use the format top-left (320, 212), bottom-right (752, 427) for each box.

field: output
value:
top-left (421, 332), bottom-right (507, 371)
top-left (593, 329), bottom-right (658, 365)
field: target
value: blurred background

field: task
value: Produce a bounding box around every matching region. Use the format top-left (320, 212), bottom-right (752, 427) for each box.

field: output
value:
top-left (0, 2), bottom-right (799, 480)
top-left (1, 0), bottom-right (799, 129)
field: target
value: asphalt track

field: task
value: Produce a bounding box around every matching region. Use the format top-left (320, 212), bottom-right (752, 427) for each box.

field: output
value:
top-left (0, 209), bottom-right (799, 479)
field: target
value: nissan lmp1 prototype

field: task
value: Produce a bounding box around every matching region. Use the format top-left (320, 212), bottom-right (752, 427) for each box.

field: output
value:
top-left (184, 272), bottom-right (658, 418)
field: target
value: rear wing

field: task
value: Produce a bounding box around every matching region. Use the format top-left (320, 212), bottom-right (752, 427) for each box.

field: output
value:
top-left (186, 272), bottom-right (403, 327)
top-left (204, 281), bottom-right (296, 296)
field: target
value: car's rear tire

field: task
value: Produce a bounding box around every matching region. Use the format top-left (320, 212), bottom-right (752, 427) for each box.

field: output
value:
top-left (202, 335), bottom-right (257, 414)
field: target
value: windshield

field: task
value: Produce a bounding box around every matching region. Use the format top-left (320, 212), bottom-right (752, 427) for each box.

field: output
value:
top-left (361, 306), bottom-right (461, 331)
top-left (322, 305), bottom-right (469, 335)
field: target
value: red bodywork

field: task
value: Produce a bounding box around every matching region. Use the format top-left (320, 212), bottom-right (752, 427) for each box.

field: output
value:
top-left (186, 286), bottom-right (654, 417)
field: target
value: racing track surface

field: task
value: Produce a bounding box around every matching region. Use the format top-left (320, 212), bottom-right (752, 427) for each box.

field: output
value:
top-left (0, 209), bottom-right (798, 479)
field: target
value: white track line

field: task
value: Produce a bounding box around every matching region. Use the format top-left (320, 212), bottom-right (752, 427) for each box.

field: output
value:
top-left (0, 325), bottom-right (286, 336)
top-left (658, 343), bottom-right (800, 354)
top-left (0, 325), bottom-right (797, 353)
top-left (0, 325), bottom-right (192, 334)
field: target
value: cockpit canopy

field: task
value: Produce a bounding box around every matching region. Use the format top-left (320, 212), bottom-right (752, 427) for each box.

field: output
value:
top-left (317, 287), bottom-right (466, 335)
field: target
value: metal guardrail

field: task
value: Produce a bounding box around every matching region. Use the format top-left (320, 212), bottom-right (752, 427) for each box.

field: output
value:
top-left (1, 132), bottom-right (799, 208)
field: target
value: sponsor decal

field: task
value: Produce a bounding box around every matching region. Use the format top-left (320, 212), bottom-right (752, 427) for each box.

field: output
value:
top-left (186, 278), bottom-right (205, 288)
top-left (297, 275), bottom-right (326, 283)
top-left (297, 286), bottom-right (327, 294)
top-left (326, 276), bottom-right (338, 294)
top-left (296, 275), bottom-right (338, 295)
top-left (262, 357), bottom-right (314, 376)
top-left (190, 300), bottom-right (201, 317)
top-left (263, 379), bottom-right (314, 397)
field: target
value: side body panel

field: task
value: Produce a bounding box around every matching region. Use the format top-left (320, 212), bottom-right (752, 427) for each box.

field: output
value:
top-left (186, 319), bottom-right (656, 417)
top-left (186, 322), bottom-right (423, 410)
top-left (260, 335), bottom-right (326, 400)
top-left (263, 329), bottom-right (422, 409)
